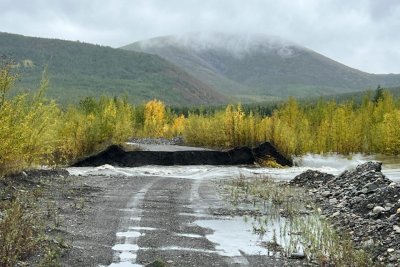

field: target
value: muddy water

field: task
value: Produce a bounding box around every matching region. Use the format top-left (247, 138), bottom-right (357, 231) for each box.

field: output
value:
top-left (293, 153), bottom-right (400, 181)
top-left (68, 154), bottom-right (400, 266)
top-left (68, 153), bottom-right (400, 182)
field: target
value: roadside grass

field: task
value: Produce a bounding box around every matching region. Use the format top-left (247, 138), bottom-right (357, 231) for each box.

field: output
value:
top-left (0, 188), bottom-right (64, 266)
top-left (0, 173), bottom-right (90, 266)
top-left (225, 175), bottom-right (379, 266)
top-left (0, 194), bottom-right (42, 266)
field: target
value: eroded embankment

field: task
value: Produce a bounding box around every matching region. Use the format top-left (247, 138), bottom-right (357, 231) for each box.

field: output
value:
top-left (291, 162), bottom-right (400, 265)
top-left (72, 142), bottom-right (292, 167)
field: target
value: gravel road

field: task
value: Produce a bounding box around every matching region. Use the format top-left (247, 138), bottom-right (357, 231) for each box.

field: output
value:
top-left (60, 172), bottom-right (304, 267)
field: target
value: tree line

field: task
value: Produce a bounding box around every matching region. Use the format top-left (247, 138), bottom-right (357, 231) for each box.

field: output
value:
top-left (1, 59), bottom-right (400, 176)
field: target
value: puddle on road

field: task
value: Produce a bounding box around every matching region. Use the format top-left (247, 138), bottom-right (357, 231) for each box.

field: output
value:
top-left (112, 244), bottom-right (139, 251)
top-left (116, 231), bottom-right (142, 238)
top-left (195, 216), bottom-right (300, 257)
top-left (119, 251), bottom-right (136, 261)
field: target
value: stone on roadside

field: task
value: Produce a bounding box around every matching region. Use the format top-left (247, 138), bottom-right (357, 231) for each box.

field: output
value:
top-left (332, 211), bottom-right (340, 217)
top-left (321, 190), bottom-right (331, 197)
top-left (372, 206), bottom-right (385, 215)
top-left (362, 239), bottom-right (374, 247)
top-left (289, 252), bottom-right (306, 259)
top-left (329, 198), bottom-right (338, 205)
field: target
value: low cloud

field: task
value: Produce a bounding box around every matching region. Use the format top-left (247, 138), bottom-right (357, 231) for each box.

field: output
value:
top-left (1, 0), bottom-right (399, 73)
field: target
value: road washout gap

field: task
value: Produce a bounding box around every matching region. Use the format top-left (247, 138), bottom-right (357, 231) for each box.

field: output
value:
top-left (71, 142), bottom-right (292, 167)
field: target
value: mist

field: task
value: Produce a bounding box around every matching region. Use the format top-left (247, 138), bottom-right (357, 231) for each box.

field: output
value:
top-left (136, 32), bottom-right (299, 59)
top-left (1, 0), bottom-right (400, 73)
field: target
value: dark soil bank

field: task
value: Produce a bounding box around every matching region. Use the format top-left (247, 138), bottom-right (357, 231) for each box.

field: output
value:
top-left (291, 162), bottom-right (400, 266)
top-left (72, 142), bottom-right (292, 167)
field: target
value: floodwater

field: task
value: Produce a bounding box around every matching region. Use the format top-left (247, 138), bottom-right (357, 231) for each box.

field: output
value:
top-left (70, 153), bottom-right (400, 266)
top-left (68, 153), bottom-right (400, 182)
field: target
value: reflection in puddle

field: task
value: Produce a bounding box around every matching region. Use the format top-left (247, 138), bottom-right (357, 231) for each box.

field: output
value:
top-left (119, 251), bottom-right (136, 261)
top-left (196, 216), bottom-right (299, 257)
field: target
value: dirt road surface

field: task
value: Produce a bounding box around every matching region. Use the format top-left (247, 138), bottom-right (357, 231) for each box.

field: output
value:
top-left (59, 170), bottom-right (304, 267)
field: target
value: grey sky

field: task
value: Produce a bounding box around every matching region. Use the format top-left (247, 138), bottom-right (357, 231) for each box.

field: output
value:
top-left (1, 0), bottom-right (399, 73)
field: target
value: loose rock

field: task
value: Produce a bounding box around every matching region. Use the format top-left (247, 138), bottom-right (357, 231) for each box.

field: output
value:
top-left (372, 206), bottom-right (385, 215)
top-left (292, 162), bottom-right (400, 265)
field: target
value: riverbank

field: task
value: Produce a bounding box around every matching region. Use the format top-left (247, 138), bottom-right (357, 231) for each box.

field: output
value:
top-left (72, 141), bottom-right (293, 167)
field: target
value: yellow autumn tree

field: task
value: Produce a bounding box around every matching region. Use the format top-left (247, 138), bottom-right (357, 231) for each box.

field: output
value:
top-left (168, 114), bottom-right (186, 137)
top-left (143, 99), bottom-right (166, 137)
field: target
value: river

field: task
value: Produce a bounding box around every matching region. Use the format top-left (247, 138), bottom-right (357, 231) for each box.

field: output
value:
top-left (68, 153), bottom-right (400, 182)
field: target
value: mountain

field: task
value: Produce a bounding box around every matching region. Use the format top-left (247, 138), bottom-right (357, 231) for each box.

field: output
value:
top-left (122, 33), bottom-right (400, 102)
top-left (319, 85), bottom-right (400, 104)
top-left (0, 32), bottom-right (227, 105)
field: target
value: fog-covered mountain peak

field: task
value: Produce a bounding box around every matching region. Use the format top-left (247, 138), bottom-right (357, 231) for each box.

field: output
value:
top-left (132, 32), bottom-right (301, 58)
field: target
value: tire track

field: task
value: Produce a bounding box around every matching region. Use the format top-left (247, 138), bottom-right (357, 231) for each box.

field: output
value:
top-left (109, 178), bottom-right (160, 267)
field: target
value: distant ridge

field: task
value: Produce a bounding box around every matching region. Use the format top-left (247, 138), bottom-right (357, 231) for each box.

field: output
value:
top-left (0, 32), bottom-right (227, 105)
top-left (123, 33), bottom-right (400, 102)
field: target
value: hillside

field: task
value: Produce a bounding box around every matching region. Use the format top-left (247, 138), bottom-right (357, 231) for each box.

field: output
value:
top-left (123, 33), bottom-right (400, 102)
top-left (0, 32), bottom-right (227, 105)
top-left (317, 86), bottom-right (400, 104)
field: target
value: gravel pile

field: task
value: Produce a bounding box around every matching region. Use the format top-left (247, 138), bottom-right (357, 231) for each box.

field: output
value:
top-left (291, 162), bottom-right (400, 265)
top-left (129, 137), bottom-right (184, 145)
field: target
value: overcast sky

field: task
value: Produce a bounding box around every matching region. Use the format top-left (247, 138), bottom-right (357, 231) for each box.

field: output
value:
top-left (1, 0), bottom-right (399, 74)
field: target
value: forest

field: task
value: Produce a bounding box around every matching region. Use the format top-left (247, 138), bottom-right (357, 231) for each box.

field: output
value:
top-left (1, 60), bottom-right (400, 176)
